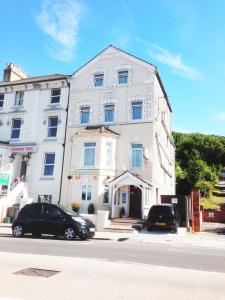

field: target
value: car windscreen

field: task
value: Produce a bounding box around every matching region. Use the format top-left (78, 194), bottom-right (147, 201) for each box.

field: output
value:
top-left (57, 205), bottom-right (78, 216)
top-left (149, 206), bottom-right (173, 216)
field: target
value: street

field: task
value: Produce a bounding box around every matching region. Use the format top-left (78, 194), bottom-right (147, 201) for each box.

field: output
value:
top-left (0, 234), bottom-right (225, 300)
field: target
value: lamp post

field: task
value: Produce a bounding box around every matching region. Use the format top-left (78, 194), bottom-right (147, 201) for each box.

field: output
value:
top-left (9, 153), bottom-right (16, 163)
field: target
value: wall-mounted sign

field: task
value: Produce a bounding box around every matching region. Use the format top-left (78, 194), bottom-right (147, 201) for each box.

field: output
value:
top-left (121, 192), bottom-right (127, 204)
top-left (0, 173), bottom-right (10, 186)
top-left (10, 145), bottom-right (37, 153)
top-left (171, 198), bottom-right (178, 204)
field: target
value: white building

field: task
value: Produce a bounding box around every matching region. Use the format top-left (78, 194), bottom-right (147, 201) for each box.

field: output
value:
top-left (0, 63), bottom-right (69, 221)
top-left (60, 45), bottom-right (175, 219)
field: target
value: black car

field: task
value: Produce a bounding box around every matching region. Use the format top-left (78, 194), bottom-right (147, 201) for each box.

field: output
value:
top-left (146, 204), bottom-right (181, 233)
top-left (12, 203), bottom-right (95, 240)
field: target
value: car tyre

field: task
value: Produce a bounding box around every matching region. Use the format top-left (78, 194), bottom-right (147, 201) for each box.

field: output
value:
top-left (147, 226), bottom-right (153, 232)
top-left (64, 227), bottom-right (76, 240)
top-left (13, 225), bottom-right (24, 237)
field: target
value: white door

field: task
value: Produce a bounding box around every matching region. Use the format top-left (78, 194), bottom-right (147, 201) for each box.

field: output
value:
top-left (80, 184), bottom-right (92, 213)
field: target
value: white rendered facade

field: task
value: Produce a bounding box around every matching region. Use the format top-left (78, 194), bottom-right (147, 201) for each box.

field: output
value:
top-left (61, 46), bottom-right (175, 219)
top-left (0, 65), bottom-right (69, 213)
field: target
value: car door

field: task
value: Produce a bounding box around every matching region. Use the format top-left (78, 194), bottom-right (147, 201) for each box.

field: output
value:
top-left (24, 204), bottom-right (41, 233)
top-left (39, 204), bottom-right (57, 234)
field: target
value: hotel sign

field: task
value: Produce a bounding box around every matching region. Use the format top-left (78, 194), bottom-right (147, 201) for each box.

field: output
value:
top-left (10, 145), bottom-right (36, 153)
top-left (0, 173), bottom-right (10, 186)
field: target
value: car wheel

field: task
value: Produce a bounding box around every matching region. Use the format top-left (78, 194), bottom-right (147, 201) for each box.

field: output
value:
top-left (13, 225), bottom-right (24, 237)
top-left (147, 226), bottom-right (153, 232)
top-left (64, 227), bottom-right (76, 240)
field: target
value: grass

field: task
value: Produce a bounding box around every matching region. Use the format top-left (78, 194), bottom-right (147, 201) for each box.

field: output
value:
top-left (201, 195), bottom-right (225, 210)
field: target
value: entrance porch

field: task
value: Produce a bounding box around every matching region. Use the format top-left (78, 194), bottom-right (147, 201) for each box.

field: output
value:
top-left (108, 171), bottom-right (152, 220)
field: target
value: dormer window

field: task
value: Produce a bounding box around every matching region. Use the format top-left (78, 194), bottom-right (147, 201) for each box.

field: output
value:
top-left (118, 70), bottom-right (128, 85)
top-left (0, 94), bottom-right (4, 108)
top-left (51, 88), bottom-right (61, 104)
top-left (14, 91), bottom-right (24, 106)
top-left (94, 73), bottom-right (104, 87)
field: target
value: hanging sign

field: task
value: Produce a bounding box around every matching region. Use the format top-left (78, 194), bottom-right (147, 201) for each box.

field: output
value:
top-left (0, 173), bottom-right (10, 185)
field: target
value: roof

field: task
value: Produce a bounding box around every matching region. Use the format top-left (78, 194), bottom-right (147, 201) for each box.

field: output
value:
top-left (108, 170), bottom-right (152, 187)
top-left (72, 45), bottom-right (172, 112)
top-left (0, 74), bottom-right (69, 87)
top-left (72, 125), bottom-right (120, 139)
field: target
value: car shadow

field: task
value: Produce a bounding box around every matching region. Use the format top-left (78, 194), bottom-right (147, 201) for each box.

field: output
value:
top-left (0, 233), bottom-right (89, 241)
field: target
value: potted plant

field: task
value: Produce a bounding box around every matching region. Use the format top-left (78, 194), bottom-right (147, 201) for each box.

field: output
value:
top-left (71, 202), bottom-right (80, 213)
top-left (88, 203), bottom-right (95, 214)
top-left (120, 207), bottom-right (125, 218)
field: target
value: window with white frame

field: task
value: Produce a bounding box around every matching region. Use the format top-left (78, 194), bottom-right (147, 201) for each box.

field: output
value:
top-left (11, 118), bottom-right (21, 139)
top-left (131, 101), bottom-right (142, 120)
top-left (106, 143), bottom-right (112, 167)
top-left (104, 104), bottom-right (115, 122)
top-left (94, 73), bottom-right (104, 87)
top-left (43, 153), bottom-right (55, 176)
top-left (131, 144), bottom-right (143, 168)
top-left (84, 142), bottom-right (96, 167)
top-left (81, 185), bottom-right (92, 201)
top-left (51, 88), bottom-right (61, 104)
top-left (103, 186), bottom-right (109, 204)
top-left (47, 116), bottom-right (58, 137)
top-left (118, 70), bottom-right (128, 84)
top-left (0, 94), bottom-right (4, 108)
top-left (14, 91), bottom-right (24, 106)
top-left (80, 106), bottom-right (90, 124)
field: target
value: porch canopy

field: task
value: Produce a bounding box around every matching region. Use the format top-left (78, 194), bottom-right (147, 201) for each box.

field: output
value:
top-left (108, 171), bottom-right (152, 218)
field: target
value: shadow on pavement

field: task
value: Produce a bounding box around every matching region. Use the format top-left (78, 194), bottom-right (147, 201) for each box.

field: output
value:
top-left (201, 222), bottom-right (225, 235)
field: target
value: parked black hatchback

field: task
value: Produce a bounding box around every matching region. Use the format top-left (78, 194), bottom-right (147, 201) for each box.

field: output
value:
top-left (12, 203), bottom-right (95, 240)
top-left (146, 204), bottom-right (181, 233)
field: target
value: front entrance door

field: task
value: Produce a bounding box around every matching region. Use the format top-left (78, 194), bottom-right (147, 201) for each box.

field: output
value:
top-left (129, 185), bottom-right (142, 218)
top-left (20, 155), bottom-right (27, 178)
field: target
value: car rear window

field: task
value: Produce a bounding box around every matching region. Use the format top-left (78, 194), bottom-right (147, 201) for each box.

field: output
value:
top-left (149, 206), bottom-right (173, 215)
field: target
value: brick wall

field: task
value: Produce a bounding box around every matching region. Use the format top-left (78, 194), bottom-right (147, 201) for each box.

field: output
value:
top-left (203, 206), bottom-right (225, 223)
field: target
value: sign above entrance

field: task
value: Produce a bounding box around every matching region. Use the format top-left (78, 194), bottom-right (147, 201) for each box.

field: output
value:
top-left (10, 145), bottom-right (37, 153)
top-left (0, 173), bottom-right (10, 186)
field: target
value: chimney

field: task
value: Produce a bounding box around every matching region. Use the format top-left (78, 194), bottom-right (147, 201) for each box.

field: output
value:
top-left (3, 63), bottom-right (28, 82)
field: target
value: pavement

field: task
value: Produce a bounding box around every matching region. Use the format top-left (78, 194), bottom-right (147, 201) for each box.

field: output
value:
top-left (1, 222), bottom-right (225, 249)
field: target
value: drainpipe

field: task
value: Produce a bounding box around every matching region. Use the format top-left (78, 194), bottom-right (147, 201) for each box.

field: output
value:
top-left (58, 77), bottom-right (71, 204)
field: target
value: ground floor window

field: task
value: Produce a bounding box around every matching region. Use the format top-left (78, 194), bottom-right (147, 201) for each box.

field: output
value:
top-left (81, 185), bottom-right (92, 201)
top-left (103, 187), bottom-right (109, 204)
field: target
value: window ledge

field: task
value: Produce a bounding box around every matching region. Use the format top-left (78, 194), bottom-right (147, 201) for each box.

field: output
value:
top-left (39, 177), bottom-right (55, 180)
top-left (43, 138), bottom-right (58, 142)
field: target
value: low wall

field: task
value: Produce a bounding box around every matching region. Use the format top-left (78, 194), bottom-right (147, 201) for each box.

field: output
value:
top-left (203, 207), bottom-right (225, 223)
top-left (80, 210), bottom-right (110, 231)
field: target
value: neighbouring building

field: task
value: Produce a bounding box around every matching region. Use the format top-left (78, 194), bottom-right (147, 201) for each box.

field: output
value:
top-left (60, 45), bottom-right (175, 219)
top-left (0, 63), bottom-right (69, 221)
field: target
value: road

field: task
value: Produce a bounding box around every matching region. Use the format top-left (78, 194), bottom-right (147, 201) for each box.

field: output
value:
top-left (0, 235), bottom-right (225, 300)
top-left (0, 234), bottom-right (225, 273)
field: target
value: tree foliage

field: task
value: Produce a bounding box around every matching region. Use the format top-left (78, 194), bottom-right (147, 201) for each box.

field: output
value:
top-left (173, 132), bottom-right (225, 195)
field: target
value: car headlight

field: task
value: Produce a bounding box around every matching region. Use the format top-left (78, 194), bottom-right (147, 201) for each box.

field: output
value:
top-left (72, 217), bottom-right (86, 225)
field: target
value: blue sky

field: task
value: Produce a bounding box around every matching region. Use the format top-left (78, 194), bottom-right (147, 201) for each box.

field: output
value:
top-left (0, 0), bottom-right (225, 136)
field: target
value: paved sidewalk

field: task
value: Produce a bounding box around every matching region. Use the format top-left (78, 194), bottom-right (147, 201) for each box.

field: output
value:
top-left (1, 223), bottom-right (225, 249)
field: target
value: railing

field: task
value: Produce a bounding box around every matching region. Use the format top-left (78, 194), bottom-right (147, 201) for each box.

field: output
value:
top-left (10, 175), bottom-right (25, 192)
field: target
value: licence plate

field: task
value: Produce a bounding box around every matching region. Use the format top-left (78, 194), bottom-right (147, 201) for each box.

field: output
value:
top-left (90, 228), bottom-right (95, 232)
top-left (155, 222), bottom-right (166, 226)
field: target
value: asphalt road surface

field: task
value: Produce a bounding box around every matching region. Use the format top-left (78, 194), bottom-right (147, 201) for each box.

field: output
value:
top-left (0, 234), bottom-right (225, 273)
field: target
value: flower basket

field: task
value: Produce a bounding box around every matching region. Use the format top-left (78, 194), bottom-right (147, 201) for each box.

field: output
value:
top-left (71, 202), bottom-right (80, 213)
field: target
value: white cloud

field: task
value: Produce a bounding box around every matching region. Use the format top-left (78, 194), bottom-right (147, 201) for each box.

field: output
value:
top-left (133, 36), bottom-right (201, 80)
top-left (213, 112), bottom-right (225, 121)
top-left (36, 0), bottom-right (84, 62)
top-left (148, 44), bottom-right (201, 80)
